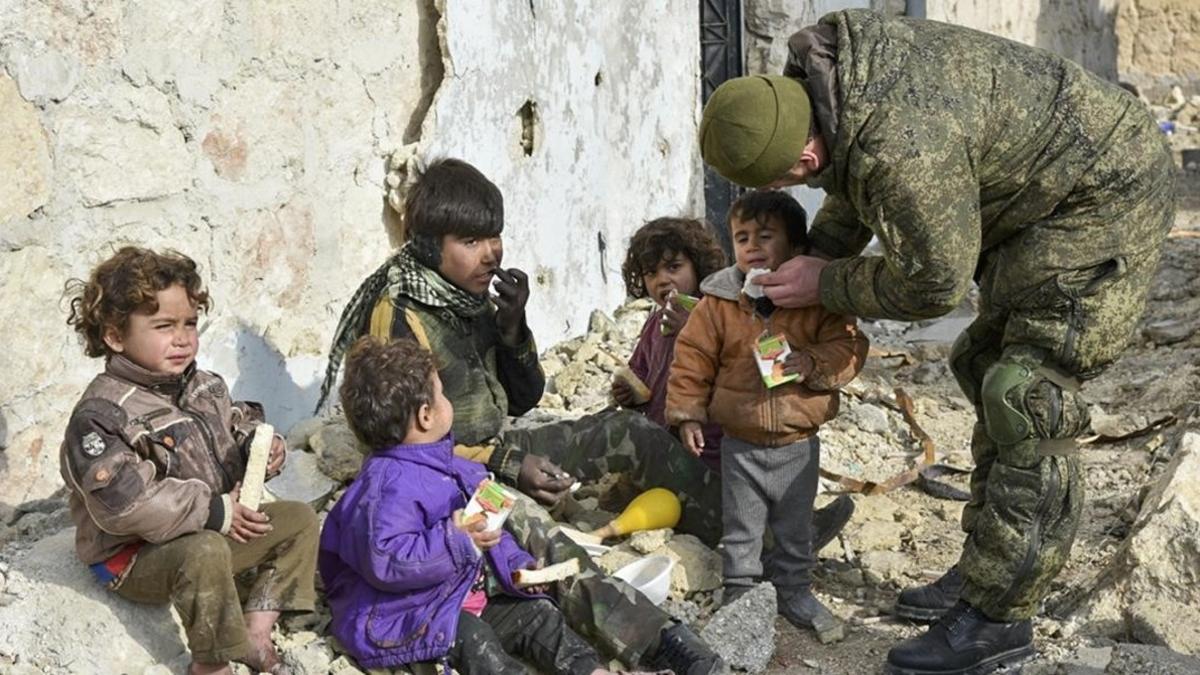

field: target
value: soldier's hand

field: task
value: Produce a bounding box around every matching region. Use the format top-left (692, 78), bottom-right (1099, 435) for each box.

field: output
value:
top-left (679, 421), bottom-right (705, 457)
top-left (492, 267), bottom-right (531, 346)
top-left (453, 509), bottom-right (501, 551)
top-left (517, 454), bottom-right (574, 505)
top-left (611, 378), bottom-right (638, 407)
top-left (757, 255), bottom-right (828, 309)
top-left (782, 350), bottom-right (815, 382)
top-left (225, 483), bottom-right (273, 544)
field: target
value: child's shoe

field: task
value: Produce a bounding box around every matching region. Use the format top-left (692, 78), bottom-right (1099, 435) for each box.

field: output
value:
top-left (778, 587), bottom-right (844, 644)
top-left (718, 583), bottom-right (752, 608)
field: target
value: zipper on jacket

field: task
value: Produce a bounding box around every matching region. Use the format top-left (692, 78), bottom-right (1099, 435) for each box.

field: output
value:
top-left (175, 379), bottom-right (233, 490)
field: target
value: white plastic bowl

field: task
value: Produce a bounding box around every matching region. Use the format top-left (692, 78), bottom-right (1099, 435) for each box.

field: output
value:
top-left (612, 555), bottom-right (675, 606)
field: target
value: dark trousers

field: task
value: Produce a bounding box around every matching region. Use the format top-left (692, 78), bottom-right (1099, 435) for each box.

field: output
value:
top-left (449, 597), bottom-right (601, 675)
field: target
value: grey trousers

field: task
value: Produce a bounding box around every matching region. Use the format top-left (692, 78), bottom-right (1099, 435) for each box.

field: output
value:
top-left (721, 435), bottom-right (820, 591)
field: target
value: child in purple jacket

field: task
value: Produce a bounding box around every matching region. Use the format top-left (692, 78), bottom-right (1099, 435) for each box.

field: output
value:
top-left (320, 336), bottom-right (652, 675)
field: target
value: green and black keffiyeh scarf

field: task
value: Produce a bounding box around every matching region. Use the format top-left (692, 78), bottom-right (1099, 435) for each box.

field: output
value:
top-left (315, 244), bottom-right (490, 411)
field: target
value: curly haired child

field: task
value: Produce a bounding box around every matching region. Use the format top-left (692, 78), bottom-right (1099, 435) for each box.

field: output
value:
top-left (61, 247), bottom-right (318, 675)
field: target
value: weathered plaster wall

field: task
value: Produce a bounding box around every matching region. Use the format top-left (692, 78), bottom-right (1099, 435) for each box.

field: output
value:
top-left (1116, 0), bottom-right (1200, 93)
top-left (0, 0), bottom-right (702, 504)
top-left (923, 0), bottom-right (1122, 80)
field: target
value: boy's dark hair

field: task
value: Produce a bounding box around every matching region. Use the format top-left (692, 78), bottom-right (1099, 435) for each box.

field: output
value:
top-left (340, 336), bottom-right (438, 449)
top-left (621, 217), bottom-right (727, 299)
top-left (65, 246), bottom-right (211, 358)
top-left (729, 190), bottom-right (809, 249)
top-left (405, 158), bottom-right (504, 267)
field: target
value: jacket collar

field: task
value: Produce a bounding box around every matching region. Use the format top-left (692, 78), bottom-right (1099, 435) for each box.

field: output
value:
top-left (700, 264), bottom-right (745, 301)
top-left (374, 434), bottom-right (457, 471)
top-left (105, 354), bottom-right (196, 397)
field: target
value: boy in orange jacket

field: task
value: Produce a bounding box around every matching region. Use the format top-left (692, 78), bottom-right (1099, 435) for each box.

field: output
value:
top-left (667, 190), bottom-right (867, 641)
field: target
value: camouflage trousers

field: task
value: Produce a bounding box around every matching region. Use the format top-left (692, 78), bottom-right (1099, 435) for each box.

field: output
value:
top-left (952, 147), bottom-right (1174, 621)
top-left (114, 501), bottom-right (320, 663)
top-left (503, 409), bottom-right (724, 548)
top-left (505, 493), bottom-right (672, 666)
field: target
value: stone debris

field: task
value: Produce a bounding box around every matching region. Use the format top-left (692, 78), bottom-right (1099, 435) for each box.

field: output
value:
top-left (1065, 432), bottom-right (1200, 655)
top-left (308, 418), bottom-right (368, 483)
top-left (628, 527), bottom-right (673, 554)
top-left (699, 582), bottom-right (777, 674)
top-left (265, 450), bottom-right (338, 510)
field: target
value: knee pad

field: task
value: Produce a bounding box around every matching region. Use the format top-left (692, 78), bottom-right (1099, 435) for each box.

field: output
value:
top-left (980, 360), bottom-right (1090, 448)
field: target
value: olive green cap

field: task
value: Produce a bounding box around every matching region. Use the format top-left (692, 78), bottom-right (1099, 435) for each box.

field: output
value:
top-left (699, 75), bottom-right (812, 188)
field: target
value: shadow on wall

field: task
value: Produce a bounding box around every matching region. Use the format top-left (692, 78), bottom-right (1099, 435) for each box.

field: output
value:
top-left (1036, 0), bottom-right (1117, 80)
top-left (229, 327), bottom-right (321, 433)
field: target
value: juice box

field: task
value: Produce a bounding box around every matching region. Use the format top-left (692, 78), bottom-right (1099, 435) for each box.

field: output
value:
top-left (463, 479), bottom-right (517, 535)
top-left (660, 292), bottom-right (701, 335)
top-left (755, 333), bottom-right (798, 388)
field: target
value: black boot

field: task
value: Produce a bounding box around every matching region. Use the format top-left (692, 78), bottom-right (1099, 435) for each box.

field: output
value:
top-left (895, 566), bottom-right (965, 621)
top-left (646, 622), bottom-right (725, 675)
top-left (812, 494), bottom-right (855, 553)
top-left (885, 601), bottom-right (1034, 675)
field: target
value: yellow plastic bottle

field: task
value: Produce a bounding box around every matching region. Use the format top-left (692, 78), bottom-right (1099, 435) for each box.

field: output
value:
top-left (591, 488), bottom-right (682, 540)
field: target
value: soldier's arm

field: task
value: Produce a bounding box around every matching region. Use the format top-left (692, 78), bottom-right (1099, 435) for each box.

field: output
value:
top-left (665, 299), bottom-right (722, 425)
top-left (798, 312), bottom-right (870, 391)
top-left (819, 147), bottom-right (980, 320)
top-left (61, 401), bottom-right (226, 545)
top-left (808, 193), bottom-right (874, 260)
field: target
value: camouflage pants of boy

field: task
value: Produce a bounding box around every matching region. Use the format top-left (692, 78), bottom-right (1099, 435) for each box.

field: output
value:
top-left (504, 492), bottom-right (673, 666)
top-left (502, 409), bottom-right (724, 548)
top-left (951, 146), bottom-right (1174, 621)
top-left (114, 501), bottom-right (320, 663)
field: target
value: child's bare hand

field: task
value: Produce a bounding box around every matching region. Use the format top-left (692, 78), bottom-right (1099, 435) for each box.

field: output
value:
top-left (266, 436), bottom-right (286, 476)
top-left (661, 293), bottom-right (692, 334)
top-left (225, 483), bottom-right (273, 544)
top-left (453, 509), bottom-right (501, 551)
top-left (611, 378), bottom-right (638, 407)
top-left (782, 350), bottom-right (815, 381)
top-left (679, 421), bottom-right (705, 457)
top-left (521, 563), bottom-right (551, 594)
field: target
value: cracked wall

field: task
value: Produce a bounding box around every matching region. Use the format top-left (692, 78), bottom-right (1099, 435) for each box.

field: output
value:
top-left (0, 0), bottom-right (702, 503)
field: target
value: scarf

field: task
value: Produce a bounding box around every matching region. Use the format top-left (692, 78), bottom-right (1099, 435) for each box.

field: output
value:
top-left (315, 244), bottom-right (490, 411)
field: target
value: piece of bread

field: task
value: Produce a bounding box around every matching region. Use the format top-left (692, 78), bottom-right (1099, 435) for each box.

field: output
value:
top-left (613, 366), bottom-right (652, 405)
top-left (511, 558), bottom-right (581, 588)
top-left (238, 423), bottom-right (275, 511)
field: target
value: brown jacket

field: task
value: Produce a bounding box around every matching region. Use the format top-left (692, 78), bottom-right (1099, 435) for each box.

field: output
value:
top-left (667, 265), bottom-right (868, 447)
top-left (59, 355), bottom-right (265, 564)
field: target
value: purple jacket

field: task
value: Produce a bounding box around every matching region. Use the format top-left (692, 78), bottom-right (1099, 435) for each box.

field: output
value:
top-left (318, 435), bottom-right (536, 669)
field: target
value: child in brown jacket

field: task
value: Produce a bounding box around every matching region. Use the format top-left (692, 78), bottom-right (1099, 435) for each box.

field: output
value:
top-left (60, 247), bottom-right (318, 675)
top-left (667, 190), bottom-right (868, 641)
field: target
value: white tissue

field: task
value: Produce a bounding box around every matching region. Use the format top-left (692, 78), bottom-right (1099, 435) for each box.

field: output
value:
top-left (743, 268), bottom-right (770, 299)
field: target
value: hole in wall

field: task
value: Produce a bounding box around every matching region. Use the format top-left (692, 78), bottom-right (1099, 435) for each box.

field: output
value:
top-left (594, 70), bottom-right (603, 86)
top-left (517, 99), bottom-right (537, 157)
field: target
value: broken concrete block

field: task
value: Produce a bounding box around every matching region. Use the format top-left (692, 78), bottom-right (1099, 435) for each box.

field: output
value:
top-left (700, 582), bottom-right (777, 674)
top-left (664, 534), bottom-right (722, 597)
top-left (266, 451), bottom-right (337, 510)
top-left (850, 402), bottom-right (891, 435)
top-left (1107, 643), bottom-right (1200, 674)
top-left (1065, 432), bottom-right (1200, 655)
top-left (596, 546), bottom-right (641, 577)
top-left (278, 630), bottom-right (335, 675)
top-left (849, 520), bottom-right (903, 552)
top-left (628, 527), bottom-right (673, 554)
top-left (309, 418), bottom-right (368, 483)
top-left (859, 550), bottom-right (913, 585)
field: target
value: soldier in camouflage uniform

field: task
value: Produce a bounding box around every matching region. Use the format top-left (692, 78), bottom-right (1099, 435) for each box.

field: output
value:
top-left (319, 159), bottom-right (723, 674)
top-left (699, 9), bottom-right (1174, 674)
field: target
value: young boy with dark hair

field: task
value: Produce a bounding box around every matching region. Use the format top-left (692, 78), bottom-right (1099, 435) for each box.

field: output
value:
top-left (321, 336), bottom-right (662, 675)
top-left (61, 246), bottom-right (318, 675)
top-left (668, 190), bottom-right (869, 641)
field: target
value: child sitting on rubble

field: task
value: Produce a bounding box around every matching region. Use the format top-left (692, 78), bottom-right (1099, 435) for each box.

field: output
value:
top-left (667, 190), bottom-right (868, 641)
top-left (60, 247), bottom-right (319, 675)
top-left (320, 335), bottom-right (663, 675)
top-left (614, 217), bottom-right (728, 471)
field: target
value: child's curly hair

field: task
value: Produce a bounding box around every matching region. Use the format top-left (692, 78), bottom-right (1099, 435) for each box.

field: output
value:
top-left (65, 247), bottom-right (211, 358)
top-left (340, 336), bottom-right (437, 449)
top-left (621, 217), bottom-right (727, 299)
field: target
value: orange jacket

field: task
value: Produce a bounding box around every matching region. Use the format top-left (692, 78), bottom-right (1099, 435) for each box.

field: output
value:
top-left (666, 265), bottom-right (868, 447)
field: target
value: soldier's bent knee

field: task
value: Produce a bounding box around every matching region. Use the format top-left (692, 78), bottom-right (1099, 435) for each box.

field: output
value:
top-left (981, 359), bottom-right (1090, 462)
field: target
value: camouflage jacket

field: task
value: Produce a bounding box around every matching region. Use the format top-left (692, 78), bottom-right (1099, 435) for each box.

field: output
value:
top-left (59, 355), bottom-right (265, 564)
top-left (786, 10), bottom-right (1170, 320)
top-left (368, 293), bottom-right (545, 481)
